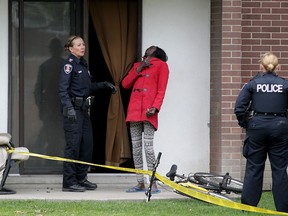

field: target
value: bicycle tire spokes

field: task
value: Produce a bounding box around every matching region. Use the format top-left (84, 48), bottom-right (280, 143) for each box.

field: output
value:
top-left (194, 172), bottom-right (243, 194)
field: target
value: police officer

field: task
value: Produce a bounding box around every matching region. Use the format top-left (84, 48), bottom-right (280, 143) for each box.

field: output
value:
top-left (59, 35), bottom-right (116, 192)
top-left (234, 52), bottom-right (288, 212)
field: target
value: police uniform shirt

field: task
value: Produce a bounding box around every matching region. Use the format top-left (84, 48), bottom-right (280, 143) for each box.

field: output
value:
top-left (59, 54), bottom-right (92, 109)
top-left (234, 72), bottom-right (288, 126)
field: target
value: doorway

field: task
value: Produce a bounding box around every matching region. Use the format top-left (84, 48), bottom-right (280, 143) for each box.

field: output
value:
top-left (87, 0), bottom-right (139, 172)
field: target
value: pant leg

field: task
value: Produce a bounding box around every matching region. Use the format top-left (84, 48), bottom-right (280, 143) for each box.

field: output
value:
top-left (76, 111), bottom-right (93, 181)
top-left (143, 121), bottom-right (156, 172)
top-left (268, 117), bottom-right (288, 212)
top-left (130, 122), bottom-right (144, 184)
top-left (62, 109), bottom-right (83, 187)
top-left (241, 117), bottom-right (268, 206)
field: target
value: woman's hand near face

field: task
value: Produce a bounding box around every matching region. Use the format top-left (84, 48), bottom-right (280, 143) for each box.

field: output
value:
top-left (136, 56), bottom-right (151, 73)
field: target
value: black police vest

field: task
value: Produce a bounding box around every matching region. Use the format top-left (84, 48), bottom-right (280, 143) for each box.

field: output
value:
top-left (251, 76), bottom-right (287, 113)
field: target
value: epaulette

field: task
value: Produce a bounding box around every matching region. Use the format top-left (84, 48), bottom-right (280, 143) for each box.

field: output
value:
top-left (68, 58), bottom-right (74, 63)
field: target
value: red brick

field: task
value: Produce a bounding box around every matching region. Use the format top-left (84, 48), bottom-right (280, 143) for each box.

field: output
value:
top-left (232, 1), bottom-right (241, 7)
top-left (232, 64), bottom-right (241, 70)
top-left (261, 39), bottom-right (280, 45)
top-left (232, 13), bottom-right (242, 19)
top-left (252, 20), bottom-right (271, 26)
top-left (262, 2), bottom-right (281, 8)
top-left (281, 2), bottom-right (288, 7)
top-left (262, 15), bottom-right (281, 22)
top-left (241, 33), bottom-right (252, 39)
top-left (252, 33), bottom-right (271, 38)
top-left (272, 46), bottom-right (288, 51)
top-left (241, 59), bottom-right (251, 65)
top-left (252, 8), bottom-right (271, 14)
top-left (272, 33), bottom-right (288, 38)
top-left (242, 14), bottom-right (261, 20)
top-left (241, 8), bottom-right (251, 14)
top-left (262, 27), bottom-right (281, 32)
top-left (242, 27), bottom-right (260, 32)
top-left (281, 39), bottom-right (288, 44)
top-left (272, 21), bottom-right (288, 26)
top-left (222, 19), bottom-right (242, 26)
top-left (222, 13), bottom-right (232, 19)
top-left (242, 2), bottom-right (261, 8)
top-left (222, 26), bottom-right (232, 32)
top-left (272, 8), bottom-right (288, 14)
top-left (242, 51), bottom-right (262, 57)
top-left (222, 44), bottom-right (241, 51)
top-left (252, 46), bottom-right (272, 51)
top-left (241, 20), bottom-right (252, 26)
top-left (242, 39), bottom-right (261, 44)
top-left (242, 64), bottom-right (259, 71)
top-left (281, 15), bottom-right (288, 20)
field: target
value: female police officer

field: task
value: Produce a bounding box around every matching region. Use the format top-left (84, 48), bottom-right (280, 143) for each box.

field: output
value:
top-left (59, 35), bottom-right (116, 192)
top-left (234, 52), bottom-right (288, 212)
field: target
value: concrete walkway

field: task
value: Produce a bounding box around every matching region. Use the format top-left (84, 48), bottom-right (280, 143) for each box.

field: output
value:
top-left (0, 174), bottom-right (185, 201)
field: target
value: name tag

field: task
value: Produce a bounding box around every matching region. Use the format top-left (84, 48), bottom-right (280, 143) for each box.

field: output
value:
top-left (256, 84), bottom-right (283, 93)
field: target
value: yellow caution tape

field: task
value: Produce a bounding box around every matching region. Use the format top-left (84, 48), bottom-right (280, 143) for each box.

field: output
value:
top-left (156, 174), bottom-right (288, 215)
top-left (178, 181), bottom-right (208, 193)
top-left (7, 149), bottom-right (288, 215)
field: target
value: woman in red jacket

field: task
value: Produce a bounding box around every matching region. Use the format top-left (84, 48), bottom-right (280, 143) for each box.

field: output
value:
top-left (122, 46), bottom-right (169, 193)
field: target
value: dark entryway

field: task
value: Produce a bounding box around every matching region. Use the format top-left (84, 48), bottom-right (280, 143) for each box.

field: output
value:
top-left (87, 0), bottom-right (139, 172)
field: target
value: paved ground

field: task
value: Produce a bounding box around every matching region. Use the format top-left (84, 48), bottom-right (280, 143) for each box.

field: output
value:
top-left (0, 174), bottom-right (185, 201)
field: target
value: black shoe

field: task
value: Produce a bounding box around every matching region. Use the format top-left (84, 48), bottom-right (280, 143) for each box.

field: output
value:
top-left (62, 184), bottom-right (86, 192)
top-left (78, 179), bottom-right (97, 190)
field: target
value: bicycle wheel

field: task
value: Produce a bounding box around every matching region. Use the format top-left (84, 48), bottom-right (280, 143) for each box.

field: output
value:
top-left (194, 172), bottom-right (243, 193)
top-left (187, 173), bottom-right (222, 191)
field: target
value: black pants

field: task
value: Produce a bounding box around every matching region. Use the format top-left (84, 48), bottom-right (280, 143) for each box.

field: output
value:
top-left (242, 115), bottom-right (288, 212)
top-left (62, 109), bottom-right (93, 187)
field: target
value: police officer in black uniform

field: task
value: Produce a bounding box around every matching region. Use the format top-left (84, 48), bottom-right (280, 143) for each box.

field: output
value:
top-left (59, 35), bottom-right (116, 192)
top-left (234, 52), bottom-right (288, 212)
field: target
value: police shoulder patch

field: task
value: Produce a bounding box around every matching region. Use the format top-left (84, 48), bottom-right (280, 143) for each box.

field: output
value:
top-left (64, 64), bottom-right (73, 74)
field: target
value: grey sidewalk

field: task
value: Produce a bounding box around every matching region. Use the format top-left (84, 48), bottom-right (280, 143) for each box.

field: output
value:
top-left (0, 174), bottom-right (185, 201)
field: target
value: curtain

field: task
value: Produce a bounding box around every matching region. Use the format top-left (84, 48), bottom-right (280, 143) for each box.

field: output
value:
top-left (89, 0), bottom-right (138, 166)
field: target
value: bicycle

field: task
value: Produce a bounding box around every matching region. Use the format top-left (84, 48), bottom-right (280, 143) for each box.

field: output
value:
top-left (145, 152), bottom-right (162, 202)
top-left (166, 164), bottom-right (243, 202)
top-left (0, 133), bottom-right (29, 195)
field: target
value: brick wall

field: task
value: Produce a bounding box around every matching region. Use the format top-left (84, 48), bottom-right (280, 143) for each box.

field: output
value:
top-left (210, 0), bottom-right (243, 179)
top-left (210, 0), bottom-right (223, 174)
top-left (210, 0), bottom-right (288, 186)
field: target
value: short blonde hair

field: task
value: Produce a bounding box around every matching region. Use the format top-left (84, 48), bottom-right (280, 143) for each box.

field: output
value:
top-left (64, 35), bottom-right (81, 52)
top-left (259, 52), bottom-right (278, 72)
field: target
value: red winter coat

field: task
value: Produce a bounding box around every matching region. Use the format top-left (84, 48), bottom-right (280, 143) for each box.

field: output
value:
top-left (122, 58), bottom-right (169, 130)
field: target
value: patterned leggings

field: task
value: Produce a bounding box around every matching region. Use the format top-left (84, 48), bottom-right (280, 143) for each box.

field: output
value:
top-left (130, 121), bottom-right (156, 184)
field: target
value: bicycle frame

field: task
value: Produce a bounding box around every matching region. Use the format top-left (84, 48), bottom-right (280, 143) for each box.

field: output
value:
top-left (145, 152), bottom-right (162, 202)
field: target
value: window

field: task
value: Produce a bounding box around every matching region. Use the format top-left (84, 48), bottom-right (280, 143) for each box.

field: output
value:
top-left (10, 0), bottom-right (82, 174)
